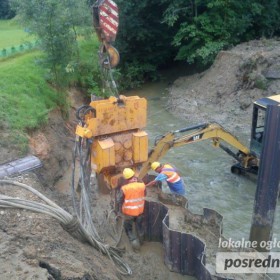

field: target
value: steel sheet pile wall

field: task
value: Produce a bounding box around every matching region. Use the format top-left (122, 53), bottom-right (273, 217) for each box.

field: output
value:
top-left (144, 201), bottom-right (168, 242)
top-left (163, 225), bottom-right (210, 278)
top-left (143, 200), bottom-right (230, 279)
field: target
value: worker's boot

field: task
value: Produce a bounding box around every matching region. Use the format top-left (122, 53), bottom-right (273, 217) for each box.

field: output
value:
top-left (131, 238), bottom-right (140, 252)
top-left (127, 232), bottom-right (140, 252)
top-left (127, 233), bottom-right (140, 251)
top-left (124, 219), bottom-right (140, 252)
top-left (135, 214), bottom-right (145, 245)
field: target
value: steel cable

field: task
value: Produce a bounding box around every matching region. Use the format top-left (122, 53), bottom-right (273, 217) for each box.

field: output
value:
top-left (98, 46), bottom-right (120, 98)
top-left (70, 137), bottom-right (132, 275)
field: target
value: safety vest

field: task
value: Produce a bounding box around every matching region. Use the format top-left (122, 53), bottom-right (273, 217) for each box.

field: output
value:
top-left (161, 164), bottom-right (181, 184)
top-left (121, 182), bottom-right (146, 216)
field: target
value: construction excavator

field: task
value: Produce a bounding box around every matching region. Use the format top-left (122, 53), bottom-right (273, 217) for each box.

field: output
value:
top-left (139, 94), bottom-right (280, 179)
top-left (73, 0), bottom-right (280, 191)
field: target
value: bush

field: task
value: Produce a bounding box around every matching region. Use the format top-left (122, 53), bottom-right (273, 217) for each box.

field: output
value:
top-left (2, 48), bottom-right (7, 56)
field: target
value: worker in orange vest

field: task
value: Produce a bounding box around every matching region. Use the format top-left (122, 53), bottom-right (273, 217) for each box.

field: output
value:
top-left (147, 162), bottom-right (185, 195)
top-left (117, 168), bottom-right (146, 251)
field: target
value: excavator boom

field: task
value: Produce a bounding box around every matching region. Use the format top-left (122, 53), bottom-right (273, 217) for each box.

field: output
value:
top-left (138, 122), bottom-right (259, 179)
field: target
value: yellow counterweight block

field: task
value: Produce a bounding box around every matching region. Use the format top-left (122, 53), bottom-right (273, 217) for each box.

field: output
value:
top-left (91, 137), bottom-right (115, 173)
top-left (132, 131), bottom-right (148, 163)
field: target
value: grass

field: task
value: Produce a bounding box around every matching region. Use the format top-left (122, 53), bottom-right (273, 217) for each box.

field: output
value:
top-left (0, 51), bottom-right (60, 130)
top-left (0, 19), bottom-right (34, 49)
top-left (0, 51), bottom-right (61, 152)
top-left (0, 19), bottom-right (100, 154)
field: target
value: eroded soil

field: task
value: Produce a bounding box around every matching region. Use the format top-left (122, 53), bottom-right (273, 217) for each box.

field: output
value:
top-left (169, 39), bottom-right (280, 135)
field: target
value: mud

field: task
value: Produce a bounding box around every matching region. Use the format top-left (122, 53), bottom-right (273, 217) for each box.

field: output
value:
top-left (0, 174), bottom-right (119, 280)
top-left (168, 39), bottom-right (280, 136)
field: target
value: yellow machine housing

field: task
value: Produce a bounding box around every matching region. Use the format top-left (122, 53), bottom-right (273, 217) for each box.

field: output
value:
top-left (76, 95), bottom-right (148, 188)
top-left (91, 138), bottom-right (115, 172)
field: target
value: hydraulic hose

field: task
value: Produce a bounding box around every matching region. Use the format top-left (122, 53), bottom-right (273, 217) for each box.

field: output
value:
top-left (0, 179), bottom-right (132, 275)
top-left (70, 136), bottom-right (132, 275)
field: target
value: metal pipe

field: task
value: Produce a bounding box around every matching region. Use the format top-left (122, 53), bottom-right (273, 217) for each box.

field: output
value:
top-left (176, 123), bottom-right (207, 134)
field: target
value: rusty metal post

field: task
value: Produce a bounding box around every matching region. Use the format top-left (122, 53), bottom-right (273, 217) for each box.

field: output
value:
top-left (249, 105), bottom-right (280, 251)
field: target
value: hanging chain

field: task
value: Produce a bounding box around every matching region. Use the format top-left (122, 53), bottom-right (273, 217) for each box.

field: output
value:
top-left (98, 45), bottom-right (120, 98)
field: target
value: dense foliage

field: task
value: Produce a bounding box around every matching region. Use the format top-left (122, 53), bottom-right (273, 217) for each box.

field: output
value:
top-left (0, 0), bottom-right (15, 19)
top-left (10, 0), bottom-right (92, 85)
top-left (162, 0), bottom-right (280, 66)
top-left (115, 0), bottom-right (280, 84)
top-left (115, 0), bottom-right (176, 87)
top-left (5, 0), bottom-right (280, 88)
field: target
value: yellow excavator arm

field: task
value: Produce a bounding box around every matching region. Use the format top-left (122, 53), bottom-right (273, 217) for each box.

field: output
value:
top-left (138, 122), bottom-right (259, 179)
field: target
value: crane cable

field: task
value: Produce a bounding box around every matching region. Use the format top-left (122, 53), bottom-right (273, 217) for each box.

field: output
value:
top-left (98, 45), bottom-right (120, 98)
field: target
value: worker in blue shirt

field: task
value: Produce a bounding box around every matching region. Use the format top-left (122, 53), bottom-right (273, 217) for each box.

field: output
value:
top-left (146, 162), bottom-right (185, 195)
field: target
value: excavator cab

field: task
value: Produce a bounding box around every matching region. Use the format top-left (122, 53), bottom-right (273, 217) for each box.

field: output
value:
top-left (250, 103), bottom-right (266, 157)
top-left (250, 95), bottom-right (280, 157)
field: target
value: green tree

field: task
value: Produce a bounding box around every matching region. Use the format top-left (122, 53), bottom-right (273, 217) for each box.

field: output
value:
top-left (10, 0), bottom-right (92, 85)
top-left (115, 0), bottom-right (176, 87)
top-left (0, 0), bottom-right (15, 19)
top-left (251, 0), bottom-right (280, 38)
top-left (163, 0), bottom-right (252, 65)
top-left (162, 0), bottom-right (280, 66)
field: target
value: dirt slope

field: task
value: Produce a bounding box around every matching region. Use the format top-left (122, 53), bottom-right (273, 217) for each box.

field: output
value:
top-left (169, 39), bottom-right (280, 136)
top-left (0, 88), bottom-right (190, 280)
top-left (0, 174), bottom-right (120, 280)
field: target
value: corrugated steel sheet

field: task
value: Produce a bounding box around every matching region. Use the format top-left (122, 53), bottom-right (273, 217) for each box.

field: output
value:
top-left (143, 200), bottom-right (269, 279)
top-left (143, 200), bottom-right (225, 279)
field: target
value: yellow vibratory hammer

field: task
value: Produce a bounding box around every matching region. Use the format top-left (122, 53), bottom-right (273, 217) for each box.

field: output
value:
top-left (73, 0), bottom-right (150, 190)
top-left (75, 95), bottom-right (149, 189)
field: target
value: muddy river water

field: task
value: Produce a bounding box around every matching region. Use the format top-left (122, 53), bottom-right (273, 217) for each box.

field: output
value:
top-left (125, 73), bottom-right (280, 258)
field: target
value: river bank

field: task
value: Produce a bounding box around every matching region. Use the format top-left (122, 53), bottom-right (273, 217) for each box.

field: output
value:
top-left (168, 39), bottom-right (280, 136)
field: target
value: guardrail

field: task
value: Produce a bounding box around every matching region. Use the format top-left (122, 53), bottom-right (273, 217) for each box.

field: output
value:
top-left (0, 40), bottom-right (39, 58)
